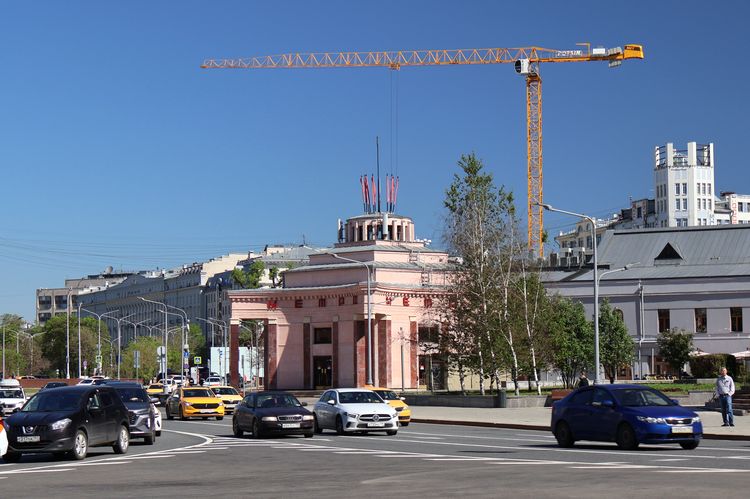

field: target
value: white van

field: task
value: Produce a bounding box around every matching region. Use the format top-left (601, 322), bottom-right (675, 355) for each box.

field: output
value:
top-left (0, 379), bottom-right (27, 416)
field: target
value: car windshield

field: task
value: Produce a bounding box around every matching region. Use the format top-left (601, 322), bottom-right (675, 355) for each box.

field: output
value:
top-left (148, 384), bottom-right (163, 390)
top-left (613, 388), bottom-right (674, 407)
top-left (115, 387), bottom-right (149, 403)
top-left (256, 394), bottom-right (301, 408)
top-left (212, 387), bottom-right (238, 396)
top-left (183, 389), bottom-right (213, 398)
top-left (338, 391), bottom-right (383, 404)
top-left (375, 390), bottom-right (399, 401)
top-left (0, 389), bottom-right (24, 398)
top-left (22, 392), bottom-right (80, 412)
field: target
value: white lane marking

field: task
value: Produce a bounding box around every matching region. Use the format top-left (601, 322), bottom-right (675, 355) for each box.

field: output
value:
top-left (0, 468), bottom-right (75, 474)
top-left (129, 455), bottom-right (176, 459)
top-left (653, 458), bottom-right (689, 462)
top-left (74, 461), bottom-right (133, 466)
top-left (425, 458), bottom-right (491, 461)
top-left (404, 435), bottom-right (443, 440)
top-left (655, 469), bottom-right (738, 473)
top-left (164, 450), bottom-right (206, 455)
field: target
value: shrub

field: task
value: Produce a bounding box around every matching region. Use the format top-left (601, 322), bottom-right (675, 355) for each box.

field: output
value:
top-left (689, 354), bottom-right (737, 378)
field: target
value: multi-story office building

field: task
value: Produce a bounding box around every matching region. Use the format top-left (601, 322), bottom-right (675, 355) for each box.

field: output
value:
top-left (35, 269), bottom-right (134, 324)
top-left (654, 142), bottom-right (716, 227)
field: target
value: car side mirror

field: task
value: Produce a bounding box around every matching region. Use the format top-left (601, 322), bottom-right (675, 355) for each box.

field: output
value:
top-left (327, 399), bottom-right (336, 405)
top-left (150, 398), bottom-right (159, 404)
top-left (671, 399), bottom-right (680, 405)
top-left (601, 399), bottom-right (614, 408)
top-left (400, 397), bottom-right (406, 401)
top-left (300, 402), bottom-right (308, 406)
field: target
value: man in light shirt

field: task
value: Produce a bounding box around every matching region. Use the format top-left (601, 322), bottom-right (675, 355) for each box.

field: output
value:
top-left (716, 367), bottom-right (735, 427)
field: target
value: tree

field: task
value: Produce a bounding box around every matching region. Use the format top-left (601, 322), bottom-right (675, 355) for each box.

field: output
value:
top-left (231, 260), bottom-right (265, 289)
top-left (121, 336), bottom-right (162, 381)
top-left (39, 315), bottom-right (112, 378)
top-left (657, 328), bottom-right (694, 378)
top-left (547, 297), bottom-right (594, 388)
top-left (598, 299), bottom-right (635, 384)
top-left (443, 153), bottom-right (515, 395)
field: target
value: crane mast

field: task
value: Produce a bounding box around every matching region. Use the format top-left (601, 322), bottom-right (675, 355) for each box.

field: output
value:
top-left (203, 44), bottom-right (644, 256)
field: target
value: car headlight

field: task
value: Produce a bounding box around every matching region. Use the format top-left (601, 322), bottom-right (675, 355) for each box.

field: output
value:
top-left (346, 412), bottom-right (359, 420)
top-left (50, 418), bottom-right (72, 431)
top-left (262, 416), bottom-right (277, 422)
top-left (302, 415), bottom-right (314, 421)
top-left (183, 401), bottom-right (192, 406)
top-left (692, 416), bottom-right (701, 423)
top-left (636, 416), bottom-right (666, 424)
top-left (218, 402), bottom-right (224, 406)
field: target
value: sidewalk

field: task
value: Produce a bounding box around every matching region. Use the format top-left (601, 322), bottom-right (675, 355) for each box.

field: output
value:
top-left (410, 405), bottom-right (750, 441)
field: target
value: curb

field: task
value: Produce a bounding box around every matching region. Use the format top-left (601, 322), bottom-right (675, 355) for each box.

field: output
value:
top-left (411, 418), bottom-right (750, 441)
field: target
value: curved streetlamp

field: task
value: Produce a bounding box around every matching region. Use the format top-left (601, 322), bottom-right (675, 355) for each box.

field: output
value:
top-left (80, 308), bottom-right (119, 375)
top-left (327, 252), bottom-right (373, 386)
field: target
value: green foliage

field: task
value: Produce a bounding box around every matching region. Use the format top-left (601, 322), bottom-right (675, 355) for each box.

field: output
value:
top-left (657, 328), bottom-right (694, 377)
top-left (121, 336), bottom-right (162, 381)
top-left (231, 260), bottom-right (266, 289)
top-left (269, 266), bottom-right (280, 287)
top-left (599, 299), bottom-right (635, 384)
top-left (39, 315), bottom-right (113, 377)
top-left (689, 353), bottom-right (737, 378)
top-left (546, 296), bottom-right (594, 388)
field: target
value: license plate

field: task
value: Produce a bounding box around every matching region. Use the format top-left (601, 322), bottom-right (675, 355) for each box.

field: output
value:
top-left (671, 426), bottom-right (692, 434)
top-left (200, 409), bottom-right (215, 413)
top-left (367, 422), bottom-right (386, 428)
top-left (17, 436), bottom-right (40, 443)
top-left (282, 423), bottom-right (300, 428)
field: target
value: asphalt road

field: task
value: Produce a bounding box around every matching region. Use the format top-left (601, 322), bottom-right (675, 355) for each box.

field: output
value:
top-left (3, 410), bottom-right (750, 498)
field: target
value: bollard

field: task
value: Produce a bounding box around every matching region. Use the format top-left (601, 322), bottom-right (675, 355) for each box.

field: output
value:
top-left (495, 389), bottom-right (507, 408)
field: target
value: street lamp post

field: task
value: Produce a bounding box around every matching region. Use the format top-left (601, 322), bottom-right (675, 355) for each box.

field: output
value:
top-left (540, 204), bottom-right (601, 384)
top-left (163, 304), bottom-right (189, 386)
top-left (80, 308), bottom-right (120, 376)
top-left (328, 253), bottom-right (373, 385)
top-left (115, 313), bottom-right (137, 379)
top-left (139, 297), bottom-right (170, 395)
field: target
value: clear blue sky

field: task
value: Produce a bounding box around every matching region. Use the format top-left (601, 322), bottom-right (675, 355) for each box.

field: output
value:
top-left (2, 1), bottom-right (749, 322)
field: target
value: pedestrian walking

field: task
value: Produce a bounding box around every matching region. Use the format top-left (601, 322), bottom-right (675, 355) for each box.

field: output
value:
top-left (578, 372), bottom-right (589, 388)
top-left (716, 367), bottom-right (735, 427)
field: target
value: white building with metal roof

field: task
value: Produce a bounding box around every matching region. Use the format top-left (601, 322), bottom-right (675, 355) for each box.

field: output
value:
top-left (544, 224), bottom-right (750, 379)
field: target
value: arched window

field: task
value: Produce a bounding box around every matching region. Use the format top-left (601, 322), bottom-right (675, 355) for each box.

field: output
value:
top-left (614, 308), bottom-right (624, 321)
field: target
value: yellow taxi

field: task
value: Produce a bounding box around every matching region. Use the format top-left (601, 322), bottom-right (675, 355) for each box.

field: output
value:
top-left (146, 383), bottom-right (164, 396)
top-left (165, 387), bottom-right (225, 421)
top-left (364, 385), bottom-right (411, 426)
top-left (210, 386), bottom-right (243, 414)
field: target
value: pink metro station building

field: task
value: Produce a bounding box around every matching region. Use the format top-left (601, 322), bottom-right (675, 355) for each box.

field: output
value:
top-left (227, 187), bottom-right (452, 390)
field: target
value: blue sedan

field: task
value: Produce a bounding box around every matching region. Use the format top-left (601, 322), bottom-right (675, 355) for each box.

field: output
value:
top-left (551, 384), bottom-right (702, 450)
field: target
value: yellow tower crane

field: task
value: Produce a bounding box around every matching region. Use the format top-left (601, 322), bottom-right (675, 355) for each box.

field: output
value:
top-left (202, 43), bottom-right (644, 257)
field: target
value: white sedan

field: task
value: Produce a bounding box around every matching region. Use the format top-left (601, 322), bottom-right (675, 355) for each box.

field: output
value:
top-left (313, 388), bottom-right (399, 435)
top-left (0, 418), bottom-right (8, 458)
top-left (152, 403), bottom-right (162, 437)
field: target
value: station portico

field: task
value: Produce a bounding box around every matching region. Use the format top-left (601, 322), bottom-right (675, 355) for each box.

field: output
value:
top-left (227, 211), bottom-right (452, 390)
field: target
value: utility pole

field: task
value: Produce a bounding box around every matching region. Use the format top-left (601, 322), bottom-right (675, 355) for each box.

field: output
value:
top-left (66, 288), bottom-right (72, 379)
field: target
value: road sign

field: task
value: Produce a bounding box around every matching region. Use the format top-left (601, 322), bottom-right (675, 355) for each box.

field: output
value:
top-left (83, 360), bottom-right (88, 370)
top-left (194, 356), bottom-right (202, 365)
top-left (157, 346), bottom-right (166, 356)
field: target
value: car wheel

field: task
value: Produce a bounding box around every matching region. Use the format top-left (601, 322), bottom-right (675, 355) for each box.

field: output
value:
top-left (313, 415), bottom-right (323, 434)
top-left (304, 432), bottom-right (314, 438)
top-left (232, 417), bottom-right (244, 437)
top-left (680, 441), bottom-right (699, 450)
top-left (166, 406), bottom-right (173, 420)
top-left (616, 423), bottom-right (639, 450)
top-left (113, 425), bottom-right (130, 454)
top-left (335, 416), bottom-right (345, 435)
top-left (554, 421), bottom-right (575, 448)
top-left (71, 430), bottom-right (88, 460)
top-left (202, 417), bottom-right (208, 420)
top-left (252, 419), bottom-right (263, 439)
top-left (179, 406), bottom-right (187, 421)
top-left (144, 432), bottom-right (155, 445)
top-left (400, 422), bottom-right (409, 427)
top-left (3, 451), bottom-right (21, 463)
top-left (386, 430), bottom-right (398, 436)
top-left (216, 416), bottom-right (224, 421)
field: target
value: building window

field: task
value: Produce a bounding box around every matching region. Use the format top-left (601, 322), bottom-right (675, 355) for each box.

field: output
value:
top-left (294, 299), bottom-right (303, 308)
top-left (637, 206), bottom-right (642, 218)
top-left (682, 199), bottom-right (688, 210)
top-left (352, 295), bottom-right (358, 305)
top-left (675, 183), bottom-right (680, 196)
top-left (658, 309), bottom-right (670, 332)
top-left (708, 183), bottom-right (712, 195)
top-left (675, 199), bottom-right (680, 210)
top-left (313, 327), bottom-right (332, 344)
top-left (318, 298), bottom-right (326, 308)
top-left (338, 296), bottom-right (345, 306)
top-left (731, 308), bottom-right (743, 332)
top-left (614, 309), bottom-right (624, 320)
top-left (682, 183), bottom-right (687, 195)
top-left (418, 325), bottom-right (440, 344)
top-left (695, 308), bottom-right (707, 333)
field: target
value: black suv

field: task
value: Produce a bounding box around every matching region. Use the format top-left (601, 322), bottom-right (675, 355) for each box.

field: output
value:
top-left (107, 381), bottom-right (157, 444)
top-left (2, 385), bottom-right (130, 461)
